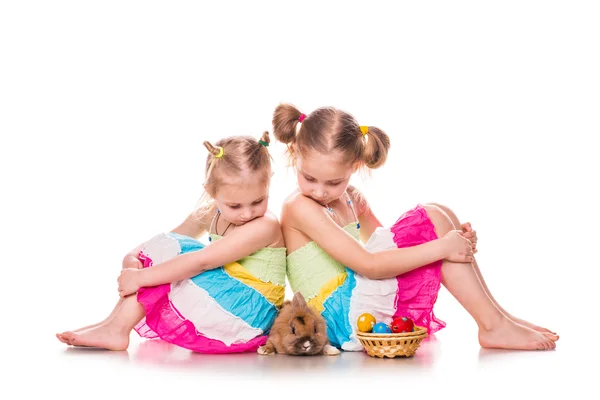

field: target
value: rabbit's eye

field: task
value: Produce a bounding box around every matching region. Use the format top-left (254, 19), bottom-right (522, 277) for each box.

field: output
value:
top-left (291, 327), bottom-right (296, 335)
top-left (314, 325), bottom-right (317, 334)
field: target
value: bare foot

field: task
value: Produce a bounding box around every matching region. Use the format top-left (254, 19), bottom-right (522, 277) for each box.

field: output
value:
top-left (479, 317), bottom-right (558, 350)
top-left (56, 319), bottom-right (112, 345)
top-left (508, 315), bottom-right (557, 336)
top-left (56, 299), bottom-right (126, 345)
top-left (323, 344), bottom-right (341, 356)
top-left (61, 323), bottom-right (129, 351)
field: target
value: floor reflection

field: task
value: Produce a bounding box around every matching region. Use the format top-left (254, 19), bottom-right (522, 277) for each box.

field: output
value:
top-left (125, 335), bottom-right (440, 375)
top-left (59, 333), bottom-right (442, 376)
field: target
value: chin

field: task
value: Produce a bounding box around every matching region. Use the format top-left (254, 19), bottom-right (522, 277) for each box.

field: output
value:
top-left (309, 197), bottom-right (329, 205)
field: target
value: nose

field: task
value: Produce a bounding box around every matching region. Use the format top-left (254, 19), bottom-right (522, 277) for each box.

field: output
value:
top-left (240, 210), bottom-right (252, 221)
top-left (302, 341), bottom-right (311, 350)
top-left (312, 186), bottom-right (327, 200)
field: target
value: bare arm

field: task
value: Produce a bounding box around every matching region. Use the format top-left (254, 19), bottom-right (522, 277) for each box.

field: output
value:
top-left (285, 195), bottom-right (458, 280)
top-left (122, 205), bottom-right (213, 266)
top-left (137, 214), bottom-right (281, 287)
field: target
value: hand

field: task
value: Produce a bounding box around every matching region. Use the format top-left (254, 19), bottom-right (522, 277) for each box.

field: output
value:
top-left (122, 254), bottom-right (143, 270)
top-left (461, 222), bottom-right (478, 253)
top-left (118, 268), bottom-right (143, 297)
top-left (442, 230), bottom-right (474, 263)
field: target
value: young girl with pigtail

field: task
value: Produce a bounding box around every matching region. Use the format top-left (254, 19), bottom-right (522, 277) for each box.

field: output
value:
top-left (57, 132), bottom-right (288, 354)
top-left (273, 104), bottom-right (558, 351)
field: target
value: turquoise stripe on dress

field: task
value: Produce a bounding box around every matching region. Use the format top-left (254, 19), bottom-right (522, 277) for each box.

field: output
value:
top-left (190, 268), bottom-right (278, 333)
top-left (169, 232), bottom-right (206, 253)
top-left (168, 231), bottom-right (278, 333)
top-left (321, 267), bottom-right (357, 348)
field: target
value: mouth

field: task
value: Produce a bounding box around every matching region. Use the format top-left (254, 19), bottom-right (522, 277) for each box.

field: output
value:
top-left (311, 198), bottom-right (329, 206)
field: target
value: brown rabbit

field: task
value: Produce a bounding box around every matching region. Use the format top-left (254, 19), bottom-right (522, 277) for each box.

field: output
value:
top-left (257, 292), bottom-right (340, 356)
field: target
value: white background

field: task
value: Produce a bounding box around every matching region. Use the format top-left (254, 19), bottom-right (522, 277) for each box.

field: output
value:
top-left (1, 1), bottom-right (598, 398)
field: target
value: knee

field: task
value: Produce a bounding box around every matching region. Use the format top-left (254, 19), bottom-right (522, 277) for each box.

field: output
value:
top-left (424, 203), bottom-right (459, 228)
top-left (425, 202), bottom-right (454, 216)
top-left (122, 255), bottom-right (143, 270)
top-left (421, 204), bottom-right (455, 236)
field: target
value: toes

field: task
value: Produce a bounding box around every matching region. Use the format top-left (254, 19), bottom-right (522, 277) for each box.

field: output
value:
top-left (56, 333), bottom-right (68, 345)
top-left (536, 341), bottom-right (545, 350)
top-left (323, 344), bottom-right (341, 356)
top-left (537, 338), bottom-right (555, 350)
top-left (541, 327), bottom-right (556, 335)
top-left (536, 339), bottom-right (551, 350)
top-left (61, 331), bottom-right (74, 342)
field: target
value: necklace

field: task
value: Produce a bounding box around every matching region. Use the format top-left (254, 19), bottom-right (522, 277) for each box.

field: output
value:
top-left (209, 210), bottom-right (234, 242)
top-left (215, 211), bottom-right (234, 236)
top-left (324, 193), bottom-right (360, 230)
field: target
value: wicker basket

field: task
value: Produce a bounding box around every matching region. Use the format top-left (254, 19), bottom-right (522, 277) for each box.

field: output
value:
top-left (355, 325), bottom-right (428, 358)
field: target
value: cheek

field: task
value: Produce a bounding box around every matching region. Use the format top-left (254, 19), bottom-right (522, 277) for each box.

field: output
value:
top-left (219, 208), bottom-right (238, 221)
top-left (255, 201), bottom-right (268, 216)
top-left (328, 185), bottom-right (346, 198)
top-left (297, 178), bottom-right (313, 195)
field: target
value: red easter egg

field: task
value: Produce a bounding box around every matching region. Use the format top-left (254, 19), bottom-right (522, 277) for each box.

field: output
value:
top-left (391, 316), bottom-right (414, 333)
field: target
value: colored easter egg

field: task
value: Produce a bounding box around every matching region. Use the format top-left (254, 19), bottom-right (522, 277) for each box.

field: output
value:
top-left (357, 313), bottom-right (377, 332)
top-left (391, 316), bottom-right (414, 333)
top-left (372, 322), bottom-right (392, 334)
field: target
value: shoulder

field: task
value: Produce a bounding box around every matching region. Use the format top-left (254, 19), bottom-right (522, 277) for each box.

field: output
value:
top-left (238, 210), bottom-right (282, 245)
top-left (282, 191), bottom-right (325, 223)
top-left (253, 210), bottom-right (281, 232)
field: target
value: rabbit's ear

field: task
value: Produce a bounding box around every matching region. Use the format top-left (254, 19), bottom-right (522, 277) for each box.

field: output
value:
top-left (292, 292), bottom-right (307, 309)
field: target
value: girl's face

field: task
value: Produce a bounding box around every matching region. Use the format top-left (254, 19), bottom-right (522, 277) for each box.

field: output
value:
top-left (214, 171), bottom-right (270, 226)
top-left (295, 149), bottom-right (355, 206)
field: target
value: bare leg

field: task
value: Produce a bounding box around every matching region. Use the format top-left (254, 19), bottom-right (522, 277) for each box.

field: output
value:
top-left (426, 202), bottom-right (557, 336)
top-left (60, 293), bottom-right (145, 351)
top-left (57, 259), bottom-right (142, 344)
top-left (422, 204), bottom-right (557, 350)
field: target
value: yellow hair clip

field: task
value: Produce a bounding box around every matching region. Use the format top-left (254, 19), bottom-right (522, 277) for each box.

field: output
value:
top-left (215, 146), bottom-right (224, 158)
top-left (359, 126), bottom-right (369, 136)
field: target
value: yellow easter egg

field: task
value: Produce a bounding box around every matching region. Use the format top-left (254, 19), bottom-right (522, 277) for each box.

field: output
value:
top-left (357, 313), bottom-right (377, 332)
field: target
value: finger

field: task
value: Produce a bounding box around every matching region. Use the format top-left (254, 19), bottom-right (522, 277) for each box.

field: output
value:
top-left (462, 222), bottom-right (472, 232)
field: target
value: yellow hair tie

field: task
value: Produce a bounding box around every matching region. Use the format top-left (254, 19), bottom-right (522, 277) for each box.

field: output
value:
top-left (215, 146), bottom-right (224, 158)
top-left (359, 126), bottom-right (369, 136)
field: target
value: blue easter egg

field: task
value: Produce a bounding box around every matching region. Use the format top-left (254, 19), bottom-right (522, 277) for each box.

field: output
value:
top-left (372, 322), bottom-right (391, 334)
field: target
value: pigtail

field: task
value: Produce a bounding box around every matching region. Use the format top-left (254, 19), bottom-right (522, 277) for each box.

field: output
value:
top-left (272, 103), bottom-right (303, 145)
top-left (361, 126), bottom-right (390, 169)
top-left (259, 130), bottom-right (271, 147)
top-left (203, 140), bottom-right (224, 183)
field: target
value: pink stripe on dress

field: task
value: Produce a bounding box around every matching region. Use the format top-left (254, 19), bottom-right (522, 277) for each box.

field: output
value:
top-left (390, 204), bottom-right (446, 334)
top-left (134, 254), bottom-right (268, 354)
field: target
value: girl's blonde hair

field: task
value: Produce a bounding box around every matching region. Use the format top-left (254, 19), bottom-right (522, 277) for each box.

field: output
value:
top-left (272, 103), bottom-right (390, 170)
top-left (193, 131), bottom-right (272, 221)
